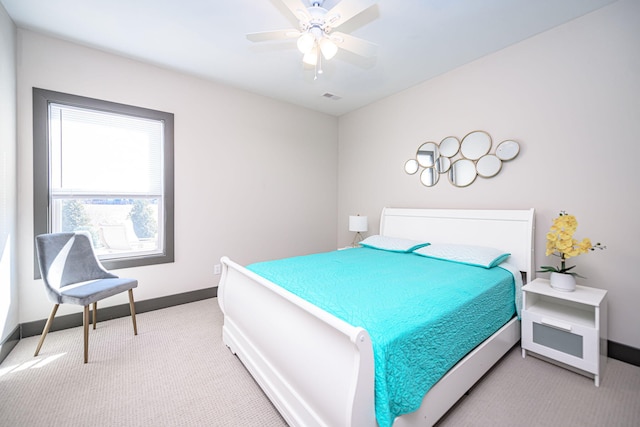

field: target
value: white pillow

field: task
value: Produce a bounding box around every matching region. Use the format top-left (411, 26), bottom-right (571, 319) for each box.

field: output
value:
top-left (414, 243), bottom-right (510, 268)
top-left (359, 235), bottom-right (430, 253)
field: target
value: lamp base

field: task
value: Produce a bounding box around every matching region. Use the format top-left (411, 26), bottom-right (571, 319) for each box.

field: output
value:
top-left (351, 232), bottom-right (364, 247)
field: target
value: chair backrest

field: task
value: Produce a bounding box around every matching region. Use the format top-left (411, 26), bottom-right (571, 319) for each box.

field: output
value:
top-left (36, 232), bottom-right (117, 303)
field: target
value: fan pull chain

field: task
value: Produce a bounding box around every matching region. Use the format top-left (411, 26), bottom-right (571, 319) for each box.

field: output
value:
top-left (315, 48), bottom-right (323, 80)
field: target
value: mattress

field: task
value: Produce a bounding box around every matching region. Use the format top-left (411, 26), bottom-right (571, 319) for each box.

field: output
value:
top-left (247, 247), bottom-right (516, 427)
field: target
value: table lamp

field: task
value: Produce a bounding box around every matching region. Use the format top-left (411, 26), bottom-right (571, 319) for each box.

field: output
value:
top-left (349, 214), bottom-right (368, 247)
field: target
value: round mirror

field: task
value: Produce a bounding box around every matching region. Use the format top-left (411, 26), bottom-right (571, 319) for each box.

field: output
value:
top-left (460, 131), bottom-right (492, 160)
top-left (496, 140), bottom-right (520, 161)
top-left (436, 156), bottom-right (451, 173)
top-left (416, 142), bottom-right (439, 168)
top-left (448, 159), bottom-right (477, 187)
top-left (404, 159), bottom-right (419, 175)
top-left (476, 155), bottom-right (502, 178)
top-left (439, 136), bottom-right (460, 158)
top-left (420, 167), bottom-right (439, 187)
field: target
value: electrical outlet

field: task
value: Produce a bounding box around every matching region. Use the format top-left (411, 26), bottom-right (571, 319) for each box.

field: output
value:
top-left (214, 264), bottom-right (221, 275)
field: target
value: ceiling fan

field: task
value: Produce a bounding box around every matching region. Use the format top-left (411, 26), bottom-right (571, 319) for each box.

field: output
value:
top-left (247, 0), bottom-right (378, 76)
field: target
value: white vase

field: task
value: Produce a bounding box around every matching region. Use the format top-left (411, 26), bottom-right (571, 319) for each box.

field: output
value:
top-left (550, 272), bottom-right (576, 292)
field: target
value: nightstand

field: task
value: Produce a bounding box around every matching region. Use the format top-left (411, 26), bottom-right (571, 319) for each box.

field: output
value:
top-left (521, 278), bottom-right (607, 386)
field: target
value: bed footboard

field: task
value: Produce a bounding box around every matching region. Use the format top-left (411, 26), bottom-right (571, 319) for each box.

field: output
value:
top-left (218, 256), bottom-right (376, 427)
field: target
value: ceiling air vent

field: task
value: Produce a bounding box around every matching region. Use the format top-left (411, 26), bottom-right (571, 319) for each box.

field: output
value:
top-left (322, 92), bottom-right (342, 101)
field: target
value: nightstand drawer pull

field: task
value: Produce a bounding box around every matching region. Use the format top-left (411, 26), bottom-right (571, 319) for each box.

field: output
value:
top-left (540, 317), bottom-right (572, 331)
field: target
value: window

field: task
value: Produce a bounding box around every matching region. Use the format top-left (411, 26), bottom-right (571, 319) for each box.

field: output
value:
top-left (33, 88), bottom-right (174, 275)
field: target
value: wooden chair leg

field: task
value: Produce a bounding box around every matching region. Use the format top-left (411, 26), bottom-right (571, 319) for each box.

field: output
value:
top-left (34, 304), bottom-right (59, 357)
top-left (92, 302), bottom-right (97, 330)
top-left (128, 289), bottom-right (138, 336)
top-left (83, 305), bottom-right (89, 363)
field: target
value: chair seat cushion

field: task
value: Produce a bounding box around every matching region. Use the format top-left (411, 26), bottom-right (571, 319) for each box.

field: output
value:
top-left (59, 277), bottom-right (138, 306)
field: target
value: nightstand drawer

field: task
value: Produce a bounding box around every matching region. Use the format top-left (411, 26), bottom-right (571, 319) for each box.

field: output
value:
top-left (522, 310), bottom-right (599, 374)
top-left (533, 322), bottom-right (583, 357)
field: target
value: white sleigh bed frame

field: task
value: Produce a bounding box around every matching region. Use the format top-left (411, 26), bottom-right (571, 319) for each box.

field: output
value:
top-left (218, 208), bottom-right (535, 426)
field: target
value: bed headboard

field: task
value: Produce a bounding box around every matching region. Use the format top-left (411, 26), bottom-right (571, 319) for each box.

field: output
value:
top-left (379, 208), bottom-right (535, 282)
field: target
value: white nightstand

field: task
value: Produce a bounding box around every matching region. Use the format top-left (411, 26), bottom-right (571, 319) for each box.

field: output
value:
top-left (521, 278), bottom-right (608, 386)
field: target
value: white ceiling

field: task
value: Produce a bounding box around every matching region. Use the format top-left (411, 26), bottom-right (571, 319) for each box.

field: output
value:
top-left (1, 0), bottom-right (616, 116)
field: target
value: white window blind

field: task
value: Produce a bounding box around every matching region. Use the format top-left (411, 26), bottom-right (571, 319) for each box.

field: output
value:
top-left (49, 103), bottom-right (164, 196)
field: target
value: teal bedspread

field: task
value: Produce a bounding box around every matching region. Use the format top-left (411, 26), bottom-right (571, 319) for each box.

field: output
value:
top-left (247, 247), bottom-right (516, 427)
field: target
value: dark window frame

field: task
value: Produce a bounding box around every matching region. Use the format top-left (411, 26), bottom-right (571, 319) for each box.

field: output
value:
top-left (33, 88), bottom-right (174, 277)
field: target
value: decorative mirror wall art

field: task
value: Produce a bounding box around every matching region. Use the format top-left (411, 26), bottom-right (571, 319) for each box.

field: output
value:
top-left (404, 131), bottom-right (521, 187)
top-left (460, 131), bottom-right (491, 160)
top-left (496, 140), bottom-right (520, 160)
top-left (404, 159), bottom-right (419, 174)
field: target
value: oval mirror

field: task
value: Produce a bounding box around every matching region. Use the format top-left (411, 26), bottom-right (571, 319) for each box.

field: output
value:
top-left (476, 154), bottom-right (502, 178)
top-left (416, 142), bottom-right (439, 168)
top-left (436, 156), bottom-right (451, 174)
top-left (448, 159), bottom-right (477, 187)
top-left (404, 159), bottom-right (419, 175)
top-left (420, 167), bottom-right (439, 187)
top-left (496, 140), bottom-right (520, 161)
top-left (460, 131), bottom-right (492, 160)
top-left (439, 136), bottom-right (460, 158)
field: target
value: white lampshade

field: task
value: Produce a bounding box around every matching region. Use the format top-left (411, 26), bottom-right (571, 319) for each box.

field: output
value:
top-left (297, 32), bottom-right (315, 54)
top-left (349, 215), bottom-right (368, 232)
top-left (319, 37), bottom-right (338, 60)
top-left (302, 48), bottom-right (318, 66)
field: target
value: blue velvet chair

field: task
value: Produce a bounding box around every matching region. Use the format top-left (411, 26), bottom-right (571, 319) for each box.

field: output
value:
top-left (34, 231), bottom-right (138, 363)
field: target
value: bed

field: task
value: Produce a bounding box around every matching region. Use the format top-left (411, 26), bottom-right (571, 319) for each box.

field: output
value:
top-left (217, 207), bottom-right (535, 426)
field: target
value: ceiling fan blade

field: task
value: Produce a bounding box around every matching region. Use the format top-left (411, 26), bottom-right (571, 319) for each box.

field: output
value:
top-left (246, 29), bottom-right (301, 42)
top-left (331, 32), bottom-right (377, 57)
top-left (280, 0), bottom-right (311, 22)
top-left (325, 0), bottom-right (378, 28)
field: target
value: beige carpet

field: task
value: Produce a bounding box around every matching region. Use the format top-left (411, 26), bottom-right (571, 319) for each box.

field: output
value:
top-left (0, 299), bottom-right (287, 427)
top-left (1, 298), bottom-right (638, 427)
top-left (436, 345), bottom-right (640, 426)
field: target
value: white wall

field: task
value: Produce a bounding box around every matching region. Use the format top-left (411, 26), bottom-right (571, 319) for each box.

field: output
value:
top-left (9, 0), bottom-right (639, 352)
top-left (338, 0), bottom-right (640, 349)
top-left (16, 30), bottom-right (339, 323)
top-left (0, 3), bottom-right (18, 345)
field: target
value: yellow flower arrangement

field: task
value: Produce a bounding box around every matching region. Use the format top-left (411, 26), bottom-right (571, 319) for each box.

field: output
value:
top-left (539, 211), bottom-right (605, 277)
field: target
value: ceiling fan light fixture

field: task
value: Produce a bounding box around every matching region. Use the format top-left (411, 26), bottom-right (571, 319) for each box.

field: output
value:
top-left (246, 0), bottom-right (379, 78)
top-left (303, 47), bottom-right (318, 66)
top-left (319, 37), bottom-right (338, 60)
top-left (297, 32), bottom-right (315, 54)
